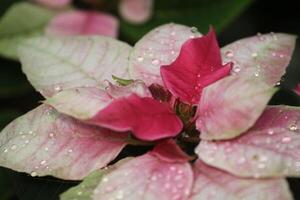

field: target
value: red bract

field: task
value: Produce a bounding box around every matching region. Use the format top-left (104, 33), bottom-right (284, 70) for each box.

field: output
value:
top-left (0, 24), bottom-right (298, 199)
top-left (161, 28), bottom-right (232, 104)
top-left (295, 83), bottom-right (300, 96)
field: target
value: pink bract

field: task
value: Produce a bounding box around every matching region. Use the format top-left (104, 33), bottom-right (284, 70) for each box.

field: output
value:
top-left (119, 0), bottom-right (153, 24)
top-left (295, 84), bottom-right (300, 95)
top-left (161, 28), bottom-right (232, 104)
top-left (0, 23), bottom-right (298, 199)
top-left (46, 11), bottom-right (119, 38)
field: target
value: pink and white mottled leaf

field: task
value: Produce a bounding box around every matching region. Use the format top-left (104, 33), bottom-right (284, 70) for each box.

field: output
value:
top-left (161, 28), bottom-right (232, 104)
top-left (0, 105), bottom-right (127, 180)
top-left (196, 76), bottom-right (276, 140)
top-left (294, 83), bottom-right (300, 96)
top-left (45, 87), bottom-right (112, 120)
top-left (119, 0), bottom-right (153, 24)
top-left (151, 139), bottom-right (191, 163)
top-left (189, 160), bottom-right (293, 200)
top-left (222, 33), bottom-right (296, 86)
top-left (129, 23), bottom-right (201, 85)
top-left (90, 94), bottom-right (183, 141)
top-left (196, 106), bottom-right (300, 178)
top-left (46, 87), bottom-right (182, 141)
top-left (34, 0), bottom-right (71, 8)
top-left (18, 36), bottom-right (132, 97)
top-left (45, 81), bottom-right (150, 120)
top-left (92, 151), bottom-right (193, 199)
top-left (46, 11), bottom-right (119, 38)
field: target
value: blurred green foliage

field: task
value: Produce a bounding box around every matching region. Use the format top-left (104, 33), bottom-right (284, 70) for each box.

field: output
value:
top-left (120, 0), bottom-right (253, 43)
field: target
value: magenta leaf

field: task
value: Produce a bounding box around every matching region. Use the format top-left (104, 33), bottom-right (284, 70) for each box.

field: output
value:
top-left (196, 106), bottom-right (300, 178)
top-left (92, 151), bottom-right (193, 199)
top-left (190, 160), bottom-right (293, 200)
top-left (119, 0), bottom-right (153, 24)
top-left (46, 86), bottom-right (182, 141)
top-left (0, 105), bottom-right (127, 180)
top-left (294, 83), bottom-right (300, 96)
top-left (46, 11), bottom-right (119, 38)
top-left (222, 32), bottom-right (296, 86)
top-left (129, 23), bottom-right (202, 86)
top-left (196, 76), bottom-right (276, 140)
top-left (90, 94), bottom-right (183, 141)
top-left (161, 28), bottom-right (232, 104)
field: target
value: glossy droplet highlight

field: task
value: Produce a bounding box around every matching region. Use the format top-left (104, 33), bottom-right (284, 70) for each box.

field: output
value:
top-left (225, 50), bottom-right (234, 58)
top-left (151, 59), bottom-right (160, 66)
top-left (288, 124), bottom-right (298, 131)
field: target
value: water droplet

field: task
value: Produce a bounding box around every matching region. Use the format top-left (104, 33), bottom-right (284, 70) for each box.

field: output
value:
top-left (68, 149), bottom-right (73, 153)
top-left (171, 50), bottom-right (175, 55)
top-left (40, 160), bottom-right (46, 165)
top-left (225, 50), bottom-right (234, 58)
top-left (258, 163), bottom-right (266, 169)
top-left (272, 52), bottom-right (277, 57)
top-left (197, 74), bottom-right (201, 78)
top-left (102, 177), bottom-right (109, 182)
top-left (282, 136), bottom-right (291, 143)
top-left (137, 56), bottom-right (144, 62)
top-left (237, 157), bottom-right (246, 164)
top-left (164, 183), bottom-right (171, 189)
top-left (251, 52), bottom-right (258, 58)
top-left (115, 190), bottom-right (124, 199)
top-left (288, 124), bottom-right (298, 131)
top-left (268, 129), bottom-right (274, 135)
top-left (170, 166), bottom-right (176, 171)
top-left (77, 191), bottom-right (82, 196)
top-left (232, 65), bottom-right (241, 73)
top-left (105, 186), bottom-right (113, 192)
top-left (190, 27), bottom-right (198, 33)
top-left (31, 171), bottom-right (38, 177)
top-left (54, 86), bottom-right (62, 92)
top-left (271, 32), bottom-right (278, 40)
top-left (150, 175), bottom-right (157, 181)
top-left (11, 145), bottom-right (17, 150)
top-left (19, 131), bottom-right (24, 135)
top-left (3, 148), bottom-right (8, 153)
top-left (44, 147), bottom-right (49, 151)
top-left (254, 71), bottom-right (260, 77)
top-left (151, 59), bottom-right (160, 66)
top-left (276, 81), bottom-right (281, 86)
top-left (279, 54), bottom-right (284, 58)
top-left (24, 140), bottom-right (30, 144)
top-left (49, 133), bottom-right (55, 138)
top-left (171, 31), bottom-right (176, 36)
top-left (28, 131), bottom-right (34, 135)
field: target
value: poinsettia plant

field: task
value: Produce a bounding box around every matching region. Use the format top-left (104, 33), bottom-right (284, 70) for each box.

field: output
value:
top-left (0, 23), bottom-right (298, 199)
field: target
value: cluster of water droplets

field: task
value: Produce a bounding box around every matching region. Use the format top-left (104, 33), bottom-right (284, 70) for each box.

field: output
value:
top-left (223, 32), bottom-right (287, 79)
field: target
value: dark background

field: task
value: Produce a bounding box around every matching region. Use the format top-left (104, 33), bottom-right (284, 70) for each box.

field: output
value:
top-left (0, 0), bottom-right (300, 199)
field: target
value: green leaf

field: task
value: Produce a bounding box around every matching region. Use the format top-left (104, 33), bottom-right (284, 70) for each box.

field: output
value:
top-left (120, 0), bottom-right (253, 43)
top-left (60, 170), bottom-right (105, 200)
top-left (61, 158), bottom-right (131, 200)
top-left (0, 2), bottom-right (55, 59)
